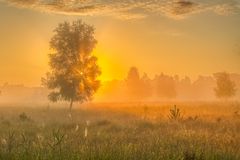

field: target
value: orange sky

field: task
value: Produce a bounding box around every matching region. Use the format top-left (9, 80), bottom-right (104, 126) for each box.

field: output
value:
top-left (0, 1), bottom-right (240, 86)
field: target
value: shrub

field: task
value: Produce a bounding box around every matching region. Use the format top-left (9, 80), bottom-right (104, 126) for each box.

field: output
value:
top-left (19, 112), bottom-right (30, 122)
top-left (168, 105), bottom-right (183, 121)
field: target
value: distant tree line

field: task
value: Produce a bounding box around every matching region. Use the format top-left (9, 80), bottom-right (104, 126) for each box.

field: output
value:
top-left (0, 69), bottom-right (238, 104)
top-left (214, 72), bottom-right (237, 100)
top-left (96, 67), bottom-right (238, 102)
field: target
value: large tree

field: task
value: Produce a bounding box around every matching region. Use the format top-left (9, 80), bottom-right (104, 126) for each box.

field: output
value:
top-left (42, 20), bottom-right (101, 111)
top-left (214, 72), bottom-right (236, 100)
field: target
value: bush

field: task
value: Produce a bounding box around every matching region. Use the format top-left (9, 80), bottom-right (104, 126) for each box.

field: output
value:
top-left (168, 105), bottom-right (183, 121)
top-left (19, 113), bottom-right (30, 122)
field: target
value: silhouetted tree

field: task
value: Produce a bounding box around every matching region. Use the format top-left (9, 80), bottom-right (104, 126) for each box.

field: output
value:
top-left (214, 72), bottom-right (236, 100)
top-left (141, 73), bottom-right (152, 98)
top-left (126, 67), bottom-right (140, 82)
top-left (175, 76), bottom-right (192, 100)
top-left (125, 67), bottom-right (152, 101)
top-left (125, 67), bottom-right (141, 100)
top-left (153, 73), bottom-right (176, 99)
top-left (192, 76), bottom-right (215, 100)
top-left (42, 20), bottom-right (101, 111)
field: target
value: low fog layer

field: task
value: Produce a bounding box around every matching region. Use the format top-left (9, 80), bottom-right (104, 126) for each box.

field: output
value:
top-left (95, 68), bottom-right (240, 102)
top-left (0, 68), bottom-right (240, 105)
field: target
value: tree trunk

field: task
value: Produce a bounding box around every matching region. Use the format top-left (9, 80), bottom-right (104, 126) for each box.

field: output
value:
top-left (69, 99), bottom-right (73, 112)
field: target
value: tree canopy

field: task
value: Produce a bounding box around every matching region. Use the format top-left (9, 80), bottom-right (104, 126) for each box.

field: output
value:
top-left (42, 20), bottom-right (101, 110)
top-left (214, 72), bottom-right (236, 100)
top-left (125, 67), bottom-right (152, 101)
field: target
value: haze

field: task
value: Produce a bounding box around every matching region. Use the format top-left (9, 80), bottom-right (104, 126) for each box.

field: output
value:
top-left (0, 0), bottom-right (240, 103)
top-left (0, 1), bottom-right (240, 159)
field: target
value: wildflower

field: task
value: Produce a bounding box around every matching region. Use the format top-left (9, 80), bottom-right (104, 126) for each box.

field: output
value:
top-left (75, 124), bottom-right (79, 132)
top-left (1, 138), bottom-right (7, 145)
top-left (37, 134), bottom-right (44, 142)
top-left (86, 120), bottom-right (90, 126)
top-left (84, 127), bottom-right (88, 138)
top-left (68, 113), bottom-right (72, 119)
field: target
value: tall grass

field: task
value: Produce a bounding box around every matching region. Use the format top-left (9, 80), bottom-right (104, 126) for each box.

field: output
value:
top-left (0, 102), bottom-right (239, 160)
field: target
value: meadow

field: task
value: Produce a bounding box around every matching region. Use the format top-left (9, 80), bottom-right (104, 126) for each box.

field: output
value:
top-left (0, 102), bottom-right (239, 160)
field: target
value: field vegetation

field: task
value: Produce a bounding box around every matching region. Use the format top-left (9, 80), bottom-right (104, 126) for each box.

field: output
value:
top-left (0, 102), bottom-right (239, 160)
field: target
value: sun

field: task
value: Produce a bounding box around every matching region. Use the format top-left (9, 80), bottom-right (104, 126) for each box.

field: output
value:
top-left (92, 47), bottom-right (126, 82)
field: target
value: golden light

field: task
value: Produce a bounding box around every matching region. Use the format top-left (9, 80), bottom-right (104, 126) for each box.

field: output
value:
top-left (92, 47), bottom-right (126, 82)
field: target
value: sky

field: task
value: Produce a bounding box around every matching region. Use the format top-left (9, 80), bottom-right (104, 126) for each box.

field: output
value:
top-left (0, 0), bottom-right (240, 86)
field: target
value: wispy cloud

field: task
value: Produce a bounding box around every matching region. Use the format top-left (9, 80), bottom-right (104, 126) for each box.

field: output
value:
top-left (1, 0), bottom-right (240, 20)
top-left (144, 0), bottom-right (201, 20)
top-left (212, 3), bottom-right (238, 16)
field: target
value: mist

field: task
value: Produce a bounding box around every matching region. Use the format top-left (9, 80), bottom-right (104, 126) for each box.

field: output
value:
top-left (1, 68), bottom-right (239, 106)
top-left (1, 1), bottom-right (240, 158)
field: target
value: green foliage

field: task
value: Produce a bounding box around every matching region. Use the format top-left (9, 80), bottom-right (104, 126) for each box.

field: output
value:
top-left (42, 20), bottom-right (101, 109)
top-left (168, 105), bottom-right (183, 121)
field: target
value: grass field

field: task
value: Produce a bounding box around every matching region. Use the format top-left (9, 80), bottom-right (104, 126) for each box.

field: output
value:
top-left (0, 102), bottom-right (239, 160)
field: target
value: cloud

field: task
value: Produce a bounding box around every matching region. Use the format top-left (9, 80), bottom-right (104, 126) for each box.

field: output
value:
top-left (1, 0), bottom-right (240, 20)
top-left (146, 0), bottom-right (202, 20)
top-left (212, 3), bottom-right (238, 16)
